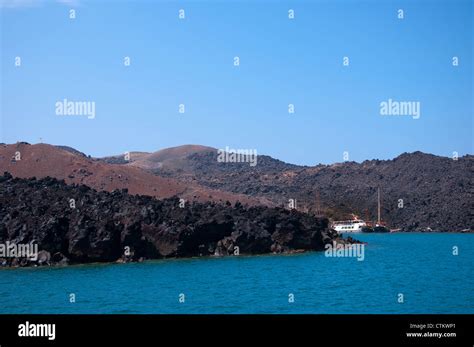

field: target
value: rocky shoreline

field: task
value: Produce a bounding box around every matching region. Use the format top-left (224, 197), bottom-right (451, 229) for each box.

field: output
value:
top-left (0, 173), bottom-right (358, 267)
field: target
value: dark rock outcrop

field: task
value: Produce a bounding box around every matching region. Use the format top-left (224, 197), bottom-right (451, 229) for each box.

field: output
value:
top-left (0, 173), bottom-right (352, 267)
top-left (148, 150), bottom-right (473, 232)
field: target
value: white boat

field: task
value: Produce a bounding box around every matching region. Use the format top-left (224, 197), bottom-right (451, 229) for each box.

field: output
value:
top-left (331, 219), bottom-right (367, 233)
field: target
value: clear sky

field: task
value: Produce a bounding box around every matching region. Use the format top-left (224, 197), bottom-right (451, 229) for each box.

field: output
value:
top-left (1, 0), bottom-right (472, 165)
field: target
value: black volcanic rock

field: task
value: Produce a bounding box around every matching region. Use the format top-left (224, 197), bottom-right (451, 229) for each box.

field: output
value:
top-left (0, 173), bottom-right (350, 267)
top-left (146, 150), bottom-right (473, 232)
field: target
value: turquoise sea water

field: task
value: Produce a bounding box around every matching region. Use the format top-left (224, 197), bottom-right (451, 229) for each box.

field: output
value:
top-left (0, 233), bottom-right (472, 314)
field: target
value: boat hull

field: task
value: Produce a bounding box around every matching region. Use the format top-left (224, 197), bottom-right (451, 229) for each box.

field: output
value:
top-left (361, 226), bottom-right (390, 233)
top-left (332, 221), bottom-right (366, 233)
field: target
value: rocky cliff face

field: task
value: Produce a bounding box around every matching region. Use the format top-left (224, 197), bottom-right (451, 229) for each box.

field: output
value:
top-left (0, 173), bottom-right (350, 267)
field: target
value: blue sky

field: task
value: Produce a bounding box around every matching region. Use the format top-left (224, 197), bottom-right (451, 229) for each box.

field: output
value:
top-left (1, 0), bottom-right (472, 165)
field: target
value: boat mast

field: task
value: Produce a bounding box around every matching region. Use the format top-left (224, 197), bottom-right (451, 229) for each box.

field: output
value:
top-left (377, 186), bottom-right (381, 225)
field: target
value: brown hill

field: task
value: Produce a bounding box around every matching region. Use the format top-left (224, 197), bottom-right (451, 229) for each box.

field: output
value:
top-left (128, 144), bottom-right (215, 171)
top-left (0, 143), bottom-right (260, 205)
top-left (99, 145), bottom-right (215, 169)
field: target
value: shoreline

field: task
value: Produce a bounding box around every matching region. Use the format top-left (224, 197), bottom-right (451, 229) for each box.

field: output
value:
top-left (2, 232), bottom-right (473, 269)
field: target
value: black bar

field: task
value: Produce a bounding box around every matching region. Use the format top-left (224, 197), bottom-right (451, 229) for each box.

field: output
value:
top-left (0, 314), bottom-right (472, 346)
